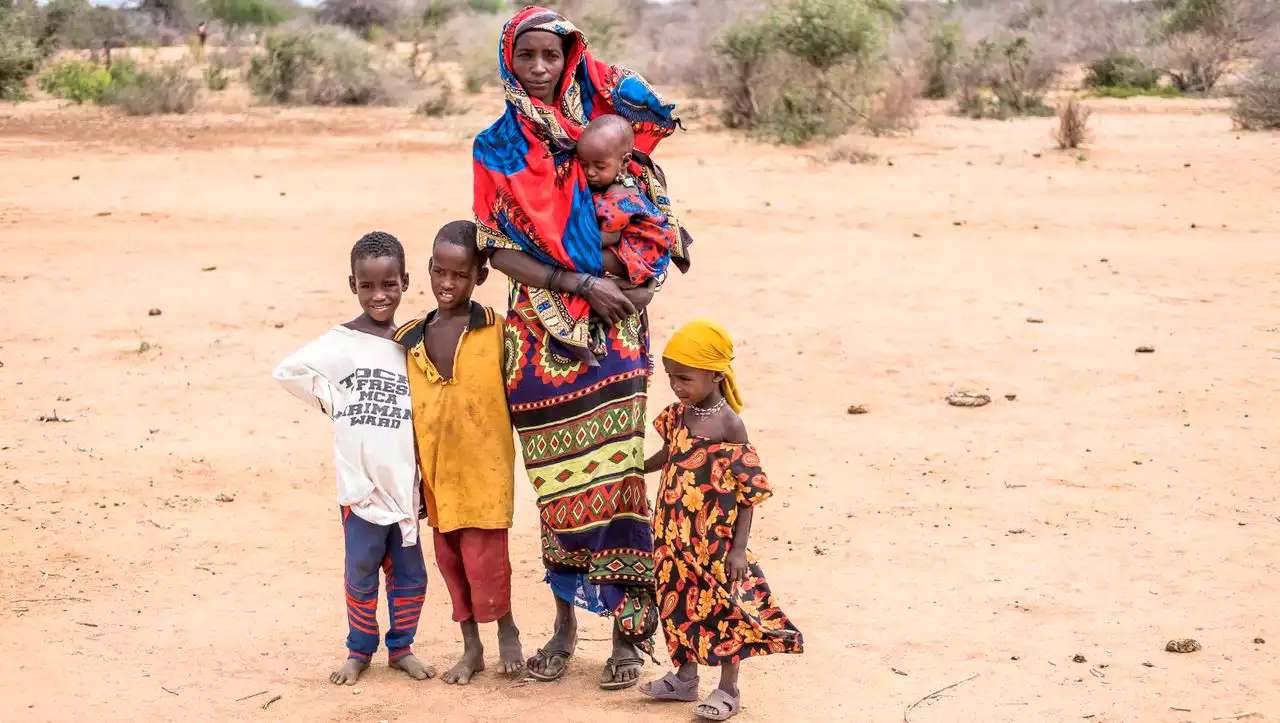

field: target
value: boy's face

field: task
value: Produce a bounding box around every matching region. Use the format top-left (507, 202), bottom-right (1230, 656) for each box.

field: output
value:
top-left (349, 255), bottom-right (407, 324)
top-left (429, 242), bottom-right (487, 313)
top-left (662, 357), bottom-right (720, 407)
top-left (577, 134), bottom-right (626, 190)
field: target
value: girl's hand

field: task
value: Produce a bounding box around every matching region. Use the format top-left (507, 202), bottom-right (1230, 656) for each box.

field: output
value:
top-left (726, 549), bottom-right (749, 590)
top-left (583, 276), bottom-right (636, 326)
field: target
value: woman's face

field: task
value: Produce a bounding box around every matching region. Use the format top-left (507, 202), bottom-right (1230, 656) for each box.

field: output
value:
top-left (512, 30), bottom-right (566, 105)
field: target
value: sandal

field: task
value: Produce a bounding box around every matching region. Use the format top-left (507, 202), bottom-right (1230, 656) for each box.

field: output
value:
top-left (599, 656), bottom-right (645, 691)
top-left (525, 647), bottom-right (572, 682)
top-left (640, 671), bottom-right (700, 701)
top-left (695, 689), bottom-right (741, 721)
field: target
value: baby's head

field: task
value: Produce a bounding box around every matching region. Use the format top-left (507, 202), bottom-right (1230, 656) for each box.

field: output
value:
top-left (577, 114), bottom-right (635, 189)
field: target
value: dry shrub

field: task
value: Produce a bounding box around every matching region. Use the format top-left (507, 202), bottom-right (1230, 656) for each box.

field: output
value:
top-left (1232, 54), bottom-right (1280, 130)
top-left (414, 75), bottom-right (466, 116)
top-left (865, 67), bottom-right (919, 136)
top-left (956, 34), bottom-right (1058, 119)
top-left (814, 138), bottom-right (878, 164)
top-left (109, 64), bottom-right (199, 115)
top-left (248, 26), bottom-right (409, 106)
top-left (1153, 30), bottom-right (1234, 94)
top-left (1054, 96), bottom-right (1091, 149)
top-left (1, 36), bottom-right (41, 101)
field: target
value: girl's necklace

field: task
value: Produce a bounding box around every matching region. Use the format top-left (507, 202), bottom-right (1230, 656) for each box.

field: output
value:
top-left (688, 398), bottom-right (727, 418)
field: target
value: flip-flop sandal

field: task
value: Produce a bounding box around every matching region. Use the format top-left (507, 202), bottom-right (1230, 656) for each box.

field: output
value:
top-left (525, 647), bottom-right (572, 682)
top-left (695, 689), bottom-right (741, 721)
top-left (599, 656), bottom-right (645, 690)
top-left (639, 671), bottom-right (700, 701)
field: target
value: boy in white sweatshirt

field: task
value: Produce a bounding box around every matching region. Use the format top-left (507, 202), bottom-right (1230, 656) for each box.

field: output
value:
top-left (273, 231), bottom-right (435, 686)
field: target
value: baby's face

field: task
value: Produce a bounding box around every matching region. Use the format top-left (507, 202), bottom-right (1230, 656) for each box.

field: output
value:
top-left (576, 135), bottom-right (624, 190)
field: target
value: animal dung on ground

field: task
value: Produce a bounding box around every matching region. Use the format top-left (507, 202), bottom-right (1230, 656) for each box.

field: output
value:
top-left (1026, 317), bottom-right (1044, 324)
top-left (1072, 654), bottom-right (1087, 663)
top-left (846, 405), bottom-right (869, 415)
top-left (1005, 394), bottom-right (1017, 401)
top-left (215, 493), bottom-right (235, 503)
top-left (148, 308), bottom-right (162, 317)
top-left (1254, 638), bottom-right (1265, 645)
top-left (947, 392), bottom-right (991, 408)
top-left (1136, 346), bottom-right (1155, 354)
top-left (1166, 639), bottom-right (1201, 654)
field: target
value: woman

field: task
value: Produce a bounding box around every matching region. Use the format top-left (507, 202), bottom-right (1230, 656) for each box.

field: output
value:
top-left (472, 6), bottom-right (690, 690)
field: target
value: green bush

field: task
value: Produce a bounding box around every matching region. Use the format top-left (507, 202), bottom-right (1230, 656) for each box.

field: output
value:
top-left (37, 58), bottom-right (112, 103)
top-left (712, 18), bottom-right (775, 130)
top-left (108, 56), bottom-right (139, 87)
top-left (204, 62), bottom-right (229, 91)
top-left (922, 18), bottom-right (961, 99)
top-left (1084, 55), bottom-right (1160, 90)
top-left (1088, 84), bottom-right (1181, 99)
top-left (0, 35), bottom-right (40, 101)
top-left (956, 35), bottom-right (1057, 119)
top-left (248, 26), bottom-right (409, 106)
top-left (108, 64), bottom-right (199, 115)
top-left (710, 0), bottom-right (897, 146)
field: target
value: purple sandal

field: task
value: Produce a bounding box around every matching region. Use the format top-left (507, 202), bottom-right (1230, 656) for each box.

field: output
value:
top-left (695, 689), bottom-right (741, 721)
top-left (640, 671), bottom-right (700, 702)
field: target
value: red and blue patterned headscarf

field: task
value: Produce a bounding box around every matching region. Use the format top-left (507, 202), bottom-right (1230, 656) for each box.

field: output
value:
top-left (472, 5), bottom-right (690, 359)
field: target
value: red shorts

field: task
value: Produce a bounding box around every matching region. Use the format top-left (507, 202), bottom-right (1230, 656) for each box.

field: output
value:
top-left (432, 528), bottom-right (512, 624)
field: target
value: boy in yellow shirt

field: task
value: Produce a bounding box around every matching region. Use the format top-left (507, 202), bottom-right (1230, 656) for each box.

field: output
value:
top-left (395, 220), bottom-right (522, 685)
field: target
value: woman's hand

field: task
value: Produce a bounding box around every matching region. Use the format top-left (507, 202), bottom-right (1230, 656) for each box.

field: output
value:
top-left (583, 276), bottom-right (636, 326)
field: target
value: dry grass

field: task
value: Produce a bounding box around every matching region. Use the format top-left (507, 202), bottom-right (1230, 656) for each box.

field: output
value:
top-left (1055, 95), bottom-right (1092, 149)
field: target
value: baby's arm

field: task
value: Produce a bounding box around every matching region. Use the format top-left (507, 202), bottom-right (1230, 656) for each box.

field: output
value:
top-left (273, 335), bottom-right (340, 416)
top-left (643, 446), bottom-right (668, 474)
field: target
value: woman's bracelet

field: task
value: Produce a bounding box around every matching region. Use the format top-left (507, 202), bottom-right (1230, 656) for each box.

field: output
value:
top-left (575, 274), bottom-right (596, 298)
top-left (547, 268), bottom-right (563, 291)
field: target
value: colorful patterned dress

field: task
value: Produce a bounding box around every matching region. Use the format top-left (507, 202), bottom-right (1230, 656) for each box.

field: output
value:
top-left (652, 404), bottom-right (804, 667)
top-left (595, 186), bottom-right (676, 287)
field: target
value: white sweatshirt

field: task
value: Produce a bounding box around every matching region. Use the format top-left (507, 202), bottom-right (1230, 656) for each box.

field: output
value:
top-left (273, 325), bottom-right (419, 546)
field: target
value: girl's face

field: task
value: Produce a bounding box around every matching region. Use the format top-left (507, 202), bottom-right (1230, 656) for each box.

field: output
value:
top-left (663, 358), bottom-right (721, 407)
top-left (512, 30), bottom-right (565, 105)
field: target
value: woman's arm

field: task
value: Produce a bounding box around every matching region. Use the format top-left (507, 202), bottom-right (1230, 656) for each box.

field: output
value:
top-left (490, 249), bottom-right (644, 325)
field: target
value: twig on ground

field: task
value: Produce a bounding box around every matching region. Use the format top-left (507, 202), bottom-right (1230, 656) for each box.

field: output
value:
top-left (1172, 707), bottom-right (1192, 712)
top-left (236, 690), bottom-right (268, 702)
top-left (8, 596), bottom-right (89, 604)
top-left (76, 621), bottom-right (98, 627)
top-left (892, 668), bottom-right (909, 676)
top-left (904, 673), bottom-right (980, 722)
top-left (194, 564), bottom-right (215, 574)
top-left (262, 694), bottom-right (282, 710)
top-left (149, 519), bottom-right (170, 529)
top-left (1213, 714), bottom-right (1260, 721)
top-left (161, 686), bottom-right (178, 696)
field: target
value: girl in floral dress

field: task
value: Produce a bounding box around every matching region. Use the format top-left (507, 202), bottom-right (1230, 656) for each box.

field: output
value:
top-left (639, 320), bottom-right (803, 721)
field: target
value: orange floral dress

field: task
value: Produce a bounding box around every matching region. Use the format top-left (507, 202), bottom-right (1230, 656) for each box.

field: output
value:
top-left (652, 404), bottom-right (804, 667)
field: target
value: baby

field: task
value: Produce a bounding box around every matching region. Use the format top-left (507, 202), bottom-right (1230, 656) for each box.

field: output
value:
top-left (575, 114), bottom-right (677, 289)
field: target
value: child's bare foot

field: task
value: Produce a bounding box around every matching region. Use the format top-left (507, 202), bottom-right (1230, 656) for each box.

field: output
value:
top-left (330, 657), bottom-right (368, 686)
top-left (442, 646), bottom-right (486, 685)
top-left (497, 613), bottom-right (525, 676)
top-left (390, 653), bottom-right (436, 681)
top-left (443, 619), bottom-right (485, 685)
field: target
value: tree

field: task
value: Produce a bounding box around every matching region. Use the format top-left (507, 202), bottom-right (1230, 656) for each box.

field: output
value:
top-left (319, 0), bottom-right (398, 37)
top-left (203, 0), bottom-right (288, 34)
top-left (135, 0), bottom-right (197, 29)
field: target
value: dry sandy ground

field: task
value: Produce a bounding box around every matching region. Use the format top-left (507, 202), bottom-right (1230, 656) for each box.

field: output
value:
top-left (2, 97), bottom-right (1280, 723)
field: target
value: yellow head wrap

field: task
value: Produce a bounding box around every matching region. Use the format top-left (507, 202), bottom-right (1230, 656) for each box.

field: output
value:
top-left (662, 319), bottom-right (743, 413)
